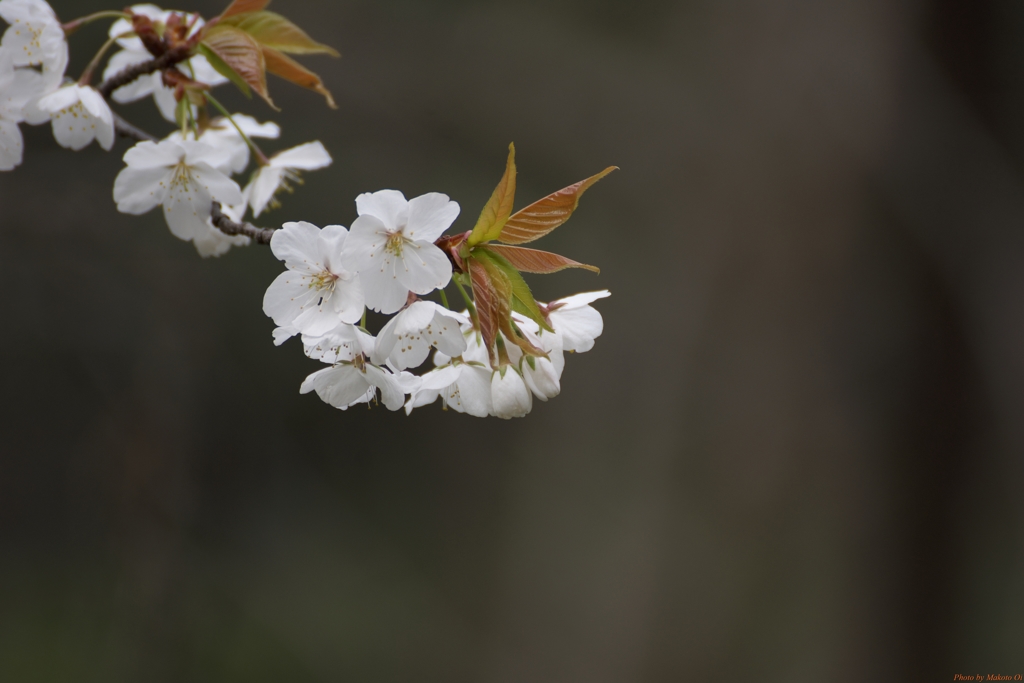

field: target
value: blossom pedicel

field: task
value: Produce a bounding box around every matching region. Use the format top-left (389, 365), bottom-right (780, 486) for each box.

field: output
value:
top-left (0, 0), bottom-right (614, 418)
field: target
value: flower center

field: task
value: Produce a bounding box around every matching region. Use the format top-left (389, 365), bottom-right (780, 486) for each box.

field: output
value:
top-left (309, 269), bottom-right (338, 292)
top-left (385, 231), bottom-right (407, 257)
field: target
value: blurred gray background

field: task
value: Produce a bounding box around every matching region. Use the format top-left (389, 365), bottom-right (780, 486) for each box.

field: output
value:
top-left (2, 0), bottom-right (1023, 680)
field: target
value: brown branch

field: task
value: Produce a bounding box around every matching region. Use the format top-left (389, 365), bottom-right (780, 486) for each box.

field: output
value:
top-left (211, 202), bottom-right (275, 245)
top-left (97, 45), bottom-right (190, 99)
top-left (112, 111), bottom-right (157, 142)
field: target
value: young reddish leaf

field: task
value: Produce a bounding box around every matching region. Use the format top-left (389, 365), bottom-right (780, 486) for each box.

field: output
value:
top-left (222, 11), bottom-right (340, 56)
top-left (262, 47), bottom-right (337, 108)
top-left (467, 144), bottom-right (517, 248)
top-left (467, 260), bottom-right (502, 366)
top-left (482, 244), bottom-right (600, 274)
top-left (498, 166), bottom-right (617, 245)
top-left (201, 24), bottom-right (274, 108)
top-left (219, 0), bottom-right (271, 20)
top-left (197, 44), bottom-right (251, 98)
top-left (474, 248), bottom-right (551, 332)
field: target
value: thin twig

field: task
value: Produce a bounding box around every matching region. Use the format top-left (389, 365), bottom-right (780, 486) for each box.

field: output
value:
top-left (211, 202), bottom-right (276, 245)
top-left (97, 45), bottom-right (190, 99)
top-left (112, 111), bottom-right (157, 142)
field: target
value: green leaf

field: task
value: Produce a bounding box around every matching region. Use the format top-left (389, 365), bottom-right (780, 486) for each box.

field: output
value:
top-left (475, 247), bottom-right (552, 332)
top-left (197, 43), bottom-right (251, 98)
top-left (467, 143), bottom-right (517, 247)
top-left (222, 11), bottom-right (340, 56)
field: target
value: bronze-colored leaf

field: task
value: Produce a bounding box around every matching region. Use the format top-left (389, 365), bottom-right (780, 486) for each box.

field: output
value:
top-left (467, 144), bottom-right (517, 247)
top-left (498, 166), bottom-right (617, 245)
top-left (197, 43), bottom-right (251, 97)
top-left (482, 244), bottom-right (600, 274)
top-left (468, 262), bottom-right (500, 366)
top-left (474, 247), bottom-right (551, 332)
top-left (201, 24), bottom-right (274, 108)
top-left (262, 47), bottom-right (336, 108)
top-left (223, 11), bottom-right (339, 56)
top-left (219, 0), bottom-right (271, 20)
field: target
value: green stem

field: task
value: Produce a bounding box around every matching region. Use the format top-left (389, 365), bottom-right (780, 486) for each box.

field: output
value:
top-left (78, 33), bottom-right (126, 85)
top-left (438, 288), bottom-right (450, 310)
top-left (360, 308), bottom-right (367, 330)
top-left (453, 274), bottom-right (477, 320)
top-left (63, 11), bottom-right (129, 36)
top-left (204, 91), bottom-right (270, 165)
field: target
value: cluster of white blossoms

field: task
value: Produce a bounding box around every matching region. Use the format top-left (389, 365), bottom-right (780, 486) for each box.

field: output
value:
top-left (1, 0), bottom-right (613, 419)
top-left (261, 198), bottom-right (609, 418)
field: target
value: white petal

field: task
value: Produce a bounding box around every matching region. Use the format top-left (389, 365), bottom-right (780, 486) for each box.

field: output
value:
top-left (396, 241), bottom-right (453, 295)
top-left (549, 290), bottom-right (611, 310)
top-left (549, 305), bottom-right (604, 353)
top-left (163, 168), bottom-right (213, 241)
top-left (248, 166), bottom-right (284, 217)
top-left (270, 141), bottom-right (331, 170)
top-left (123, 139), bottom-right (180, 168)
top-left (262, 270), bottom-right (319, 328)
top-left (194, 224), bottom-right (249, 257)
top-left (190, 161), bottom-right (242, 207)
top-left (112, 165), bottom-right (170, 214)
top-left (358, 257), bottom-right (410, 314)
top-left (522, 356), bottom-right (560, 401)
top-left (447, 365), bottom-right (493, 417)
top-left (105, 50), bottom-right (155, 102)
top-left (318, 224), bottom-right (350, 273)
top-left (355, 190), bottom-right (408, 231)
top-left (0, 118), bottom-right (23, 170)
top-left (329, 276), bottom-right (365, 324)
top-left (152, 84), bottom-right (180, 123)
top-left (307, 365), bottom-right (372, 409)
top-left (363, 365), bottom-right (410, 411)
top-left (406, 192), bottom-right (460, 243)
top-left (341, 214), bottom-right (388, 272)
top-left (490, 368), bottom-right (532, 419)
top-left (270, 221), bottom-right (324, 273)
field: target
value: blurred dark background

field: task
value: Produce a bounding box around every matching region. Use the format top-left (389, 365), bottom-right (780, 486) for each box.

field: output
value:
top-left (2, 0), bottom-right (1023, 680)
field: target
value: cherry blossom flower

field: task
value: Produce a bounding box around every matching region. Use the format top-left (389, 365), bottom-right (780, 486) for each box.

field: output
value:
top-left (169, 114), bottom-right (279, 176)
top-left (545, 290), bottom-right (610, 353)
top-left (0, 0), bottom-right (65, 69)
top-left (404, 361), bottom-right (493, 417)
top-left (112, 138), bottom-right (243, 244)
top-left (103, 5), bottom-right (226, 122)
top-left (300, 329), bottom-right (420, 412)
top-left (0, 0), bottom-right (66, 127)
top-left (342, 190), bottom-right (459, 314)
top-left (490, 366), bottom-right (532, 419)
top-left (263, 221), bottom-right (365, 336)
top-left (246, 142), bottom-right (332, 218)
top-left (505, 313), bottom-right (564, 401)
top-left (373, 301), bottom-right (467, 370)
top-left (300, 322), bottom-right (364, 363)
top-left (37, 84), bottom-right (115, 152)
